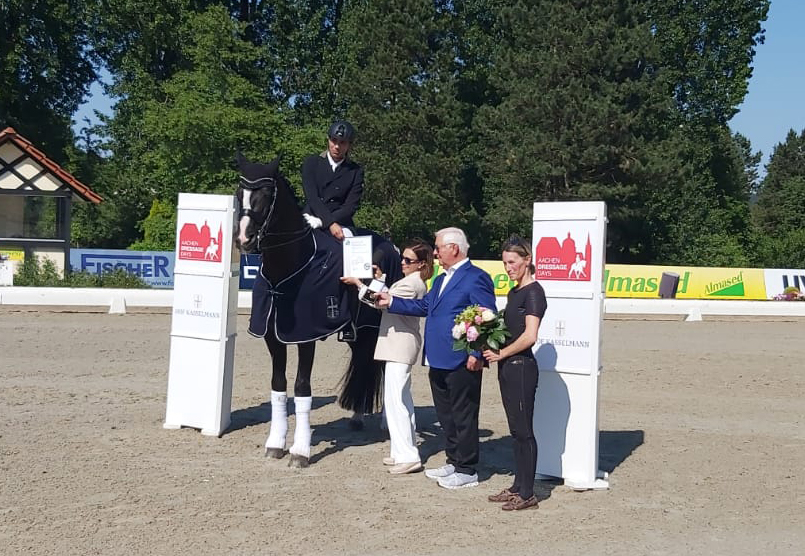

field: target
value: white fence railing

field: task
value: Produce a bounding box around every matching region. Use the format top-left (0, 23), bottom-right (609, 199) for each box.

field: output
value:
top-left (2, 287), bottom-right (805, 317)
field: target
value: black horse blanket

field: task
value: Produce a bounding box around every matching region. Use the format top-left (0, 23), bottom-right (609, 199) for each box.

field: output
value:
top-left (248, 229), bottom-right (401, 343)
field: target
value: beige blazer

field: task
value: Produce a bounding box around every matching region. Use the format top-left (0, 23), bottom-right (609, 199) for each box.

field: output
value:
top-left (373, 272), bottom-right (427, 365)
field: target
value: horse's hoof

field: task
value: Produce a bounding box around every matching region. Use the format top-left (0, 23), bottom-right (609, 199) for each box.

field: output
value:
top-left (288, 454), bottom-right (309, 468)
top-left (265, 447), bottom-right (286, 459)
top-left (348, 418), bottom-right (364, 431)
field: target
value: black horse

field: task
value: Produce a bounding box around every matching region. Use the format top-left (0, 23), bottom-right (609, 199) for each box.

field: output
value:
top-left (235, 154), bottom-right (400, 467)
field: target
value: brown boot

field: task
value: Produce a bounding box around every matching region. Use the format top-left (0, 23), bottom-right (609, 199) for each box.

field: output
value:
top-left (501, 494), bottom-right (539, 511)
top-left (488, 488), bottom-right (516, 502)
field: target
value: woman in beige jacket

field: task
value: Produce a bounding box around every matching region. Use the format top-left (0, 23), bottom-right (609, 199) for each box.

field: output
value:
top-left (343, 240), bottom-right (434, 474)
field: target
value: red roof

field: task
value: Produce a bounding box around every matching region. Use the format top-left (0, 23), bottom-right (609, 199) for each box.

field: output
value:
top-left (0, 127), bottom-right (103, 204)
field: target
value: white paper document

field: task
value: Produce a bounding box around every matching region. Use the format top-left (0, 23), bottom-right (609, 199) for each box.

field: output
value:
top-left (343, 236), bottom-right (373, 278)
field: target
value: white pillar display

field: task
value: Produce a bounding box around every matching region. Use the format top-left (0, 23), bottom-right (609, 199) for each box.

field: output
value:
top-left (532, 201), bottom-right (608, 490)
top-left (164, 193), bottom-right (239, 437)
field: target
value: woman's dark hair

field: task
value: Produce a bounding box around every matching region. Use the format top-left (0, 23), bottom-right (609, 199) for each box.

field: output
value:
top-left (502, 235), bottom-right (536, 274)
top-left (404, 238), bottom-right (435, 281)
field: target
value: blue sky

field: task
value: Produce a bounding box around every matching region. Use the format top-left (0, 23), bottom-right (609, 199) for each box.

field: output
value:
top-left (728, 0), bottom-right (805, 172)
top-left (73, 1), bottom-right (804, 174)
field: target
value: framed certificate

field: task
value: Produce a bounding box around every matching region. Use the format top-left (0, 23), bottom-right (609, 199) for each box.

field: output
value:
top-left (343, 236), bottom-right (373, 278)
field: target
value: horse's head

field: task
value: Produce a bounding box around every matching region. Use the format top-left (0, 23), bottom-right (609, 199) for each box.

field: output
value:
top-left (235, 154), bottom-right (281, 252)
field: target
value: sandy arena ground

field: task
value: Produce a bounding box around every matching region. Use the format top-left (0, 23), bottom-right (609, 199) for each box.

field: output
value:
top-left (0, 308), bottom-right (803, 555)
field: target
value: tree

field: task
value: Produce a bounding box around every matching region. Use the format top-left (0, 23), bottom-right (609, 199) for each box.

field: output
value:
top-left (0, 0), bottom-right (97, 159)
top-left (474, 0), bottom-right (769, 263)
top-left (649, 0), bottom-right (770, 126)
top-left (732, 132), bottom-right (762, 199)
top-left (755, 129), bottom-right (805, 235)
top-left (475, 0), bottom-right (668, 260)
top-left (333, 0), bottom-right (478, 245)
top-left (89, 5), bottom-right (323, 247)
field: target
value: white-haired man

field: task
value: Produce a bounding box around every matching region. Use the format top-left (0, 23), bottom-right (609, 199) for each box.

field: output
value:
top-left (376, 227), bottom-right (496, 489)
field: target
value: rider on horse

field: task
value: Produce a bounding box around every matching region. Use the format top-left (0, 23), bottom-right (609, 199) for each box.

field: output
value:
top-left (300, 120), bottom-right (363, 242)
top-left (300, 120), bottom-right (367, 342)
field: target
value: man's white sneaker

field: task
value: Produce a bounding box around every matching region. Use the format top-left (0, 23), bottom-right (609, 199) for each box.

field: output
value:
top-left (424, 464), bottom-right (455, 480)
top-left (437, 472), bottom-right (479, 489)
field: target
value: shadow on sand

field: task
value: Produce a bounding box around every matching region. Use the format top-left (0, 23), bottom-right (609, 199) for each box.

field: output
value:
top-left (225, 395), bottom-right (337, 435)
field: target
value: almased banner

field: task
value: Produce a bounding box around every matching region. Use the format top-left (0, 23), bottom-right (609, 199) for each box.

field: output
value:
top-left (604, 264), bottom-right (767, 300)
top-left (430, 262), bottom-right (771, 299)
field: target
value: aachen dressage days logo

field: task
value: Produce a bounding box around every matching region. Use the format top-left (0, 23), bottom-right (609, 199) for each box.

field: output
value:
top-left (178, 220), bottom-right (223, 262)
top-left (534, 232), bottom-right (592, 282)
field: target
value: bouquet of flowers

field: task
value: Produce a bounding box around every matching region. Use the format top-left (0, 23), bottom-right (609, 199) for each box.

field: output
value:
top-left (772, 286), bottom-right (805, 301)
top-left (452, 304), bottom-right (510, 353)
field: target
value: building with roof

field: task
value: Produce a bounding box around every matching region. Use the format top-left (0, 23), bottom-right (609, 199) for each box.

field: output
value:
top-left (0, 127), bottom-right (102, 276)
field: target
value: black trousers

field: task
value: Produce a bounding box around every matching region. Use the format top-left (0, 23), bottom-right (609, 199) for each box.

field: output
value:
top-left (428, 366), bottom-right (483, 476)
top-left (498, 355), bottom-right (539, 499)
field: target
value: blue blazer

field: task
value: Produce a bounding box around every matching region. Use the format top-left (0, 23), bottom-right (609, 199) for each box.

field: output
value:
top-left (389, 260), bottom-right (496, 370)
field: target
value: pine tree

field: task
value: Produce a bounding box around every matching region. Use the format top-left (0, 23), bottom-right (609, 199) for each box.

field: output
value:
top-left (755, 129), bottom-right (805, 235)
top-left (332, 0), bottom-right (476, 245)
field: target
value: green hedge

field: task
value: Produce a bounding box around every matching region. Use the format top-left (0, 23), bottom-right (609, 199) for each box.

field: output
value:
top-left (13, 255), bottom-right (149, 288)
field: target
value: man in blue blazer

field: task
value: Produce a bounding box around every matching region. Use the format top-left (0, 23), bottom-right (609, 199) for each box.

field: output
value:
top-left (376, 227), bottom-right (496, 489)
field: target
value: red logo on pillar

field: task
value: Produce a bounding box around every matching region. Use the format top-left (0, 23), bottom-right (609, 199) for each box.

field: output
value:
top-left (178, 221), bottom-right (223, 262)
top-left (534, 232), bottom-right (592, 281)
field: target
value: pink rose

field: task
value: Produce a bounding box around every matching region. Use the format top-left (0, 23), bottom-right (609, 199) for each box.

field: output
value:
top-left (466, 326), bottom-right (479, 342)
top-left (474, 315), bottom-right (483, 325)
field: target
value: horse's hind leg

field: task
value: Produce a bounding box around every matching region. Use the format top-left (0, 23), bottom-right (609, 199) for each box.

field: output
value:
top-left (288, 341), bottom-right (315, 468)
top-left (264, 332), bottom-right (288, 459)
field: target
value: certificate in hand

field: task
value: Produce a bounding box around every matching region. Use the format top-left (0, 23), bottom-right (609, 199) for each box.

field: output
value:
top-left (343, 236), bottom-right (373, 279)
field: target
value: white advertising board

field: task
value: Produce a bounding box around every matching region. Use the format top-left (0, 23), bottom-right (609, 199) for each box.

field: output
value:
top-left (532, 201), bottom-right (608, 490)
top-left (164, 193), bottom-right (239, 436)
top-left (763, 268), bottom-right (805, 298)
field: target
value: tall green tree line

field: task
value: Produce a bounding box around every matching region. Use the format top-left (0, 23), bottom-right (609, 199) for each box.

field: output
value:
top-left (7, 0), bottom-right (799, 268)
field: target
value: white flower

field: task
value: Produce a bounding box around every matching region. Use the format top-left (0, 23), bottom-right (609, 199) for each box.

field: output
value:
top-left (481, 309), bottom-right (496, 322)
top-left (452, 324), bottom-right (464, 339)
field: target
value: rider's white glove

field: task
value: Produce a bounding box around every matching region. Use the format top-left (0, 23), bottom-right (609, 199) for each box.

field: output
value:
top-left (303, 213), bottom-right (323, 229)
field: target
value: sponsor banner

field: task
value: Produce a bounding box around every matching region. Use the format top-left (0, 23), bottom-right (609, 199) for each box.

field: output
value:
top-left (604, 264), bottom-right (767, 300)
top-left (535, 297), bottom-right (598, 373)
top-left (69, 249), bottom-right (175, 288)
top-left (239, 254), bottom-right (261, 290)
top-left (0, 248), bottom-right (25, 262)
top-left (763, 268), bottom-right (805, 298)
top-left (170, 273), bottom-right (226, 340)
top-left (63, 248), bottom-right (802, 301)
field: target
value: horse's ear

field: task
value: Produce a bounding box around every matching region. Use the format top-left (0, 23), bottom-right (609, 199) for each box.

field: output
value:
top-left (266, 156), bottom-right (280, 176)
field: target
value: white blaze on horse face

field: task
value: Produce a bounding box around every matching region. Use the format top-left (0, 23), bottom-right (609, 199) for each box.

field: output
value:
top-left (238, 189), bottom-right (252, 247)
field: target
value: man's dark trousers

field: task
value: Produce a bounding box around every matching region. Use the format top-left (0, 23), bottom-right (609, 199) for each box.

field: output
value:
top-left (428, 366), bottom-right (483, 475)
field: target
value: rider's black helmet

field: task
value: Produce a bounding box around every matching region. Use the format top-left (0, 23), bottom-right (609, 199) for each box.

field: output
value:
top-left (327, 120), bottom-right (356, 142)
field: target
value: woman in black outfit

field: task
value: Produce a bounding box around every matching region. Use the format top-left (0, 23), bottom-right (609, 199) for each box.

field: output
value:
top-left (483, 236), bottom-right (547, 511)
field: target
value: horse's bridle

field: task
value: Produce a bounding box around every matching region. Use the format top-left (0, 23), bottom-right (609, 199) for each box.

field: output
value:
top-left (238, 174), bottom-right (311, 251)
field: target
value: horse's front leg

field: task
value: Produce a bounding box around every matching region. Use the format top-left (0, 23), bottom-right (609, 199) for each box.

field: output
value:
top-left (288, 341), bottom-right (315, 468)
top-left (264, 332), bottom-right (289, 459)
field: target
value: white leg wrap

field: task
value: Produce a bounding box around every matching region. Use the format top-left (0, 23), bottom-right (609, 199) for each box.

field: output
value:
top-left (289, 396), bottom-right (312, 458)
top-left (265, 391), bottom-right (288, 450)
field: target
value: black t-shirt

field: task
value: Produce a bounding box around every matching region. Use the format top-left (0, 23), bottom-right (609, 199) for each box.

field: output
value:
top-left (503, 281), bottom-right (547, 359)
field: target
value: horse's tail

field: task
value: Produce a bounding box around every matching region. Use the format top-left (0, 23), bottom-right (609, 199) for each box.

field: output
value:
top-left (337, 327), bottom-right (384, 414)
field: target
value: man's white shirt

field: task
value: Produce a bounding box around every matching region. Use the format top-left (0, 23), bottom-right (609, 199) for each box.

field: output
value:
top-left (326, 151), bottom-right (343, 172)
top-left (438, 257), bottom-right (469, 296)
